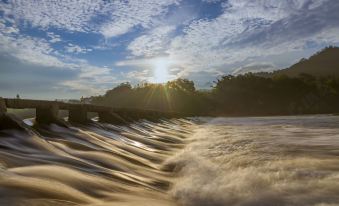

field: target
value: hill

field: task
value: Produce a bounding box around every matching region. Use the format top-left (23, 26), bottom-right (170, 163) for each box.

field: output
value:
top-left (273, 46), bottom-right (339, 77)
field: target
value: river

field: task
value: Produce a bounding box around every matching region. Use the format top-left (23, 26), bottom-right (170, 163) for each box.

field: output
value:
top-left (1, 115), bottom-right (339, 205)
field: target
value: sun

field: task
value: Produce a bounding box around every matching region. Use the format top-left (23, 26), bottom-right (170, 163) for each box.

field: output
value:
top-left (152, 57), bottom-right (171, 83)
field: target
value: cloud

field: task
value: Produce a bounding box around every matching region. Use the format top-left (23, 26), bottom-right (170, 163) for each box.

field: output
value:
top-left (232, 63), bottom-right (277, 75)
top-left (0, 20), bottom-right (115, 97)
top-left (99, 0), bottom-right (180, 38)
top-left (0, 31), bottom-right (65, 68)
top-left (47, 32), bottom-right (62, 43)
top-left (0, 19), bottom-right (19, 34)
top-left (0, 0), bottom-right (180, 38)
top-left (0, 0), bottom-right (104, 32)
top-left (166, 0), bottom-right (293, 71)
top-left (0, 54), bottom-right (78, 99)
top-left (202, 0), bottom-right (223, 3)
top-left (118, 0), bottom-right (339, 83)
top-left (113, 0), bottom-right (339, 84)
top-left (125, 69), bottom-right (152, 82)
top-left (65, 43), bottom-right (92, 54)
top-left (233, 1), bottom-right (339, 48)
top-left (165, 0), bottom-right (339, 75)
top-left (116, 56), bottom-right (182, 83)
top-left (127, 25), bottom-right (175, 57)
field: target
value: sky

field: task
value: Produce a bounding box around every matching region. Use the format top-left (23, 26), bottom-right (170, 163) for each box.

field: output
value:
top-left (0, 0), bottom-right (339, 99)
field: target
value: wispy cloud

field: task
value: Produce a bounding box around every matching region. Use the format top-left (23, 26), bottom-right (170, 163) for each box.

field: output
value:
top-left (232, 63), bottom-right (277, 75)
top-left (1, 0), bottom-right (180, 38)
top-left (0, 30), bottom-right (64, 68)
top-left (166, 0), bottom-right (339, 73)
top-left (47, 32), bottom-right (62, 43)
top-left (0, 18), bottom-right (115, 96)
top-left (127, 25), bottom-right (176, 57)
top-left (1, 0), bottom-right (103, 32)
top-left (65, 43), bottom-right (92, 54)
top-left (99, 0), bottom-right (180, 38)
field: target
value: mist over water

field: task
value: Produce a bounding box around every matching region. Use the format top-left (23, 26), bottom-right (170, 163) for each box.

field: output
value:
top-left (1, 115), bottom-right (339, 205)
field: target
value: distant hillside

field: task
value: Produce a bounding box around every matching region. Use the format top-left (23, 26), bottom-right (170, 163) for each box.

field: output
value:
top-left (274, 46), bottom-right (339, 77)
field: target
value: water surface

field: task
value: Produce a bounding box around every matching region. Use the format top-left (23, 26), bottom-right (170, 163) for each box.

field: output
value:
top-left (1, 115), bottom-right (339, 205)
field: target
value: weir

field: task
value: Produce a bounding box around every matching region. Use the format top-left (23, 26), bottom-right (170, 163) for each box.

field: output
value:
top-left (0, 97), bottom-right (6, 115)
top-left (36, 104), bottom-right (59, 124)
top-left (0, 98), bottom-right (181, 125)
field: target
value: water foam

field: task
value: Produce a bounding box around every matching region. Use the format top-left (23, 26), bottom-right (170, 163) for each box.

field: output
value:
top-left (169, 116), bottom-right (339, 206)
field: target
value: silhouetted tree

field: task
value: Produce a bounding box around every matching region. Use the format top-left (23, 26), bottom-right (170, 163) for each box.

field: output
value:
top-left (88, 74), bottom-right (339, 116)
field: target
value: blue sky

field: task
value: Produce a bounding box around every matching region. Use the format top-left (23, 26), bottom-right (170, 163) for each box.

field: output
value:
top-left (0, 0), bottom-right (339, 99)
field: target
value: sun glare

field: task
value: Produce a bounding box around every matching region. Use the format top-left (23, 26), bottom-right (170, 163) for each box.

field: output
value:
top-left (152, 58), bottom-right (171, 83)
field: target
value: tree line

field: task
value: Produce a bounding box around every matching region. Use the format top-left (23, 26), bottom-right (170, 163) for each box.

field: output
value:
top-left (87, 73), bottom-right (339, 116)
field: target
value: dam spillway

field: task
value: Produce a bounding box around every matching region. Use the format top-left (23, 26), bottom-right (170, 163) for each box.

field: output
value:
top-left (0, 97), bottom-right (182, 125)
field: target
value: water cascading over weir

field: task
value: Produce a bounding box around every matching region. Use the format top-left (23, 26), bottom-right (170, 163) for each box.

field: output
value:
top-left (0, 97), bottom-right (182, 128)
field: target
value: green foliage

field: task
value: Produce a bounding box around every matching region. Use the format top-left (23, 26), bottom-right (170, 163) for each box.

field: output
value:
top-left (212, 73), bottom-right (339, 115)
top-left (89, 74), bottom-right (339, 116)
top-left (90, 79), bottom-right (209, 115)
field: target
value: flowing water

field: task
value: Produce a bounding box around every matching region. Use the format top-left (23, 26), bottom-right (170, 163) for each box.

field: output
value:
top-left (1, 115), bottom-right (339, 206)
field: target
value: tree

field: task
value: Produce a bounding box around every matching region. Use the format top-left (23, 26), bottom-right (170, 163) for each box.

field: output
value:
top-left (166, 78), bottom-right (196, 93)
